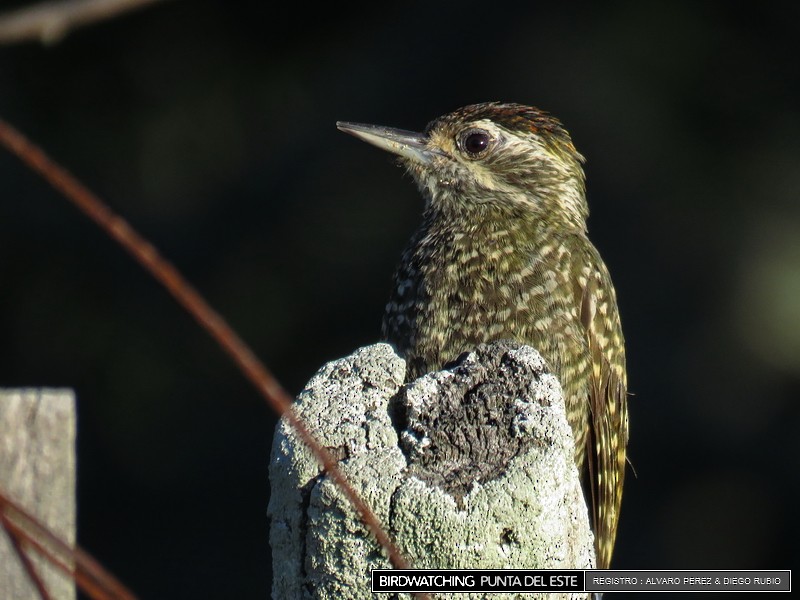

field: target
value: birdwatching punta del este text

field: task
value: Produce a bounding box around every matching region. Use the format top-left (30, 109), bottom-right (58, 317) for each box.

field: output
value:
top-left (371, 569), bottom-right (791, 594)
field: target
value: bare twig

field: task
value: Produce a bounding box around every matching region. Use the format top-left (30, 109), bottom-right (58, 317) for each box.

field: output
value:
top-left (1, 511), bottom-right (53, 600)
top-left (0, 0), bottom-right (169, 45)
top-left (0, 117), bottom-right (417, 584)
top-left (0, 489), bottom-right (137, 600)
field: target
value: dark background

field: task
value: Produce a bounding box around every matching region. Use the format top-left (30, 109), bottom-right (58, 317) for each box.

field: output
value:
top-left (1, 0), bottom-right (797, 597)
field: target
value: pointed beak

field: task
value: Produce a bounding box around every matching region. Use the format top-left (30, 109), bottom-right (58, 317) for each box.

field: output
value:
top-left (336, 121), bottom-right (438, 165)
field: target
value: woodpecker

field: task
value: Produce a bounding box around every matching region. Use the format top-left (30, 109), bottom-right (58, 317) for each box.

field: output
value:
top-left (337, 102), bottom-right (629, 569)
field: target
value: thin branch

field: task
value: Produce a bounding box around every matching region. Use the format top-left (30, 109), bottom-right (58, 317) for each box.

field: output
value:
top-left (0, 0), bottom-right (169, 45)
top-left (0, 489), bottom-right (137, 600)
top-left (0, 117), bottom-right (417, 582)
top-left (1, 512), bottom-right (53, 600)
top-left (0, 505), bottom-right (74, 580)
top-left (72, 536), bottom-right (141, 600)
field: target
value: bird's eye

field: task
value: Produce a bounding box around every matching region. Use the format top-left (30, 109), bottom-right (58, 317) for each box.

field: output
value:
top-left (460, 129), bottom-right (492, 157)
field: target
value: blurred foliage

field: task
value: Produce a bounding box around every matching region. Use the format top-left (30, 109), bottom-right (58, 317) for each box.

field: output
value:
top-left (1, 0), bottom-right (798, 597)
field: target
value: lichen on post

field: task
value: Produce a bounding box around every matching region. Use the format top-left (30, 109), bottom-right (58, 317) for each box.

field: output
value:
top-left (268, 341), bottom-right (594, 600)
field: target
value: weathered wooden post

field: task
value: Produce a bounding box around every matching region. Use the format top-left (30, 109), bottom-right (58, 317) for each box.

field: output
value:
top-left (0, 388), bottom-right (76, 600)
top-left (269, 342), bottom-right (594, 599)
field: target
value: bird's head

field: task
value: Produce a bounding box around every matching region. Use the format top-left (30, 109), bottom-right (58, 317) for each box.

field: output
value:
top-left (338, 102), bottom-right (588, 230)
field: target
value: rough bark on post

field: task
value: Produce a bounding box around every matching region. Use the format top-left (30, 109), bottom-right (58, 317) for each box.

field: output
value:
top-left (0, 388), bottom-right (76, 600)
top-left (269, 342), bottom-right (594, 600)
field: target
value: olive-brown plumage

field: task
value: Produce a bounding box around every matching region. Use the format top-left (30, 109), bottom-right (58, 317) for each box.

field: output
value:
top-left (337, 102), bottom-right (629, 569)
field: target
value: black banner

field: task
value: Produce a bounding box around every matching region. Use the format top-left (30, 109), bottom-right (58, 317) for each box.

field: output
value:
top-left (371, 569), bottom-right (791, 593)
top-left (371, 569), bottom-right (584, 593)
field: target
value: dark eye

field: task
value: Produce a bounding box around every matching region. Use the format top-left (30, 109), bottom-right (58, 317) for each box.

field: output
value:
top-left (460, 129), bottom-right (492, 157)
